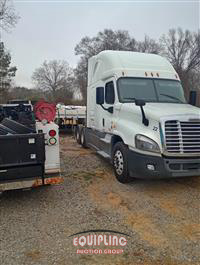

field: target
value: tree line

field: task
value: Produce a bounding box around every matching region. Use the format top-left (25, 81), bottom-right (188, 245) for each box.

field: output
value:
top-left (0, 0), bottom-right (200, 105)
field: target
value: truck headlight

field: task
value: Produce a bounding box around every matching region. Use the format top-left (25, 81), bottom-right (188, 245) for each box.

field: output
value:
top-left (135, 134), bottom-right (160, 153)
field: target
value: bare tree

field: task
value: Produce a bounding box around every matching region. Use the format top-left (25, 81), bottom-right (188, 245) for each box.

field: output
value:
top-left (75, 29), bottom-right (137, 59)
top-left (74, 29), bottom-right (137, 102)
top-left (160, 28), bottom-right (200, 97)
top-left (32, 60), bottom-right (74, 102)
top-left (188, 70), bottom-right (200, 90)
top-left (137, 35), bottom-right (163, 54)
top-left (74, 29), bottom-right (165, 101)
top-left (75, 27), bottom-right (199, 101)
top-left (74, 57), bottom-right (87, 103)
top-left (0, 0), bottom-right (20, 32)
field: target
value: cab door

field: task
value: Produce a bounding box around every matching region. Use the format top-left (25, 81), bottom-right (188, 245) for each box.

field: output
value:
top-left (103, 80), bottom-right (115, 133)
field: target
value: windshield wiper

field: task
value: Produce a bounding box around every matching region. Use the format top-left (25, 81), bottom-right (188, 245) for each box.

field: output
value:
top-left (159, 93), bottom-right (184, 103)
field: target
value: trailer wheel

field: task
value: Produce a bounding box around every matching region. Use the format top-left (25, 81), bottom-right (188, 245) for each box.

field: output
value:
top-left (80, 127), bottom-right (87, 148)
top-left (72, 125), bottom-right (77, 136)
top-left (75, 126), bottom-right (81, 144)
top-left (72, 125), bottom-right (76, 138)
top-left (112, 142), bottom-right (132, 183)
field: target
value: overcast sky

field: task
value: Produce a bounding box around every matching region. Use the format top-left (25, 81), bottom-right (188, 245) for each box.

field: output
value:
top-left (2, 0), bottom-right (200, 88)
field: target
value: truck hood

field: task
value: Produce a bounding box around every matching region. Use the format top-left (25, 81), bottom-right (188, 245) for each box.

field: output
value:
top-left (136, 103), bottom-right (200, 121)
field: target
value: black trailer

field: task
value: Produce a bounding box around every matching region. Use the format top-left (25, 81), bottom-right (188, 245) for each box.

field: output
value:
top-left (0, 133), bottom-right (45, 189)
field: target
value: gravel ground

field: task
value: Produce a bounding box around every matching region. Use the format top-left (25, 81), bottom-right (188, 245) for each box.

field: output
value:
top-left (0, 134), bottom-right (200, 265)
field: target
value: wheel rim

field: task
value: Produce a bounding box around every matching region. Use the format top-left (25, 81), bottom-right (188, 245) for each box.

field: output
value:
top-left (81, 131), bottom-right (84, 144)
top-left (114, 150), bottom-right (124, 175)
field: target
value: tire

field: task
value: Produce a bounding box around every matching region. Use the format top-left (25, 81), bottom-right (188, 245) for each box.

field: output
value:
top-left (75, 125), bottom-right (81, 144)
top-left (112, 142), bottom-right (132, 183)
top-left (73, 125), bottom-right (77, 138)
top-left (72, 125), bottom-right (76, 135)
top-left (80, 127), bottom-right (87, 148)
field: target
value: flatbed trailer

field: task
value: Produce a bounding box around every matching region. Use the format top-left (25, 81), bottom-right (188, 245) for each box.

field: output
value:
top-left (55, 104), bottom-right (86, 132)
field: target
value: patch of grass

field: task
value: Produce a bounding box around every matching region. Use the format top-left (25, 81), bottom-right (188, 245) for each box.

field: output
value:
top-left (84, 175), bottom-right (92, 181)
top-left (83, 173), bottom-right (93, 182)
top-left (70, 170), bottom-right (105, 183)
top-left (123, 251), bottom-right (129, 259)
top-left (25, 250), bottom-right (41, 261)
top-left (80, 255), bottom-right (94, 261)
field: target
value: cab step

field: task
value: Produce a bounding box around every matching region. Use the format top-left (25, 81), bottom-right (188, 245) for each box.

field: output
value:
top-left (100, 134), bottom-right (112, 144)
top-left (97, 150), bottom-right (110, 159)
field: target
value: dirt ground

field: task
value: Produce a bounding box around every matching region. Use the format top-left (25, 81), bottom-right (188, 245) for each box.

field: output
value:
top-left (0, 134), bottom-right (200, 265)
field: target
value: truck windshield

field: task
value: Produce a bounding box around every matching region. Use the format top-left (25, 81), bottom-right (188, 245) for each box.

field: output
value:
top-left (117, 78), bottom-right (186, 103)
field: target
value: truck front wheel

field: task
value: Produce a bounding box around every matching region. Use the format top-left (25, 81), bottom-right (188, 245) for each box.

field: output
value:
top-left (112, 142), bottom-right (132, 183)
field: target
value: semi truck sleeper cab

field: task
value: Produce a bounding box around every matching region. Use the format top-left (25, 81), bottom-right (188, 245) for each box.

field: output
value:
top-left (76, 50), bottom-right (200, 183)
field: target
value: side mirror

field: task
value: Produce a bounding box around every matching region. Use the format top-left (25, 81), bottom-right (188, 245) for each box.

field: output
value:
top-left (189, 91), bottom-right (197, 106)
top-left (135, 99), bottom-right (149, 126)
top-left (96, 87), bottom-right (104, 105)
top-left (135, 99), bottom-right (146, 107)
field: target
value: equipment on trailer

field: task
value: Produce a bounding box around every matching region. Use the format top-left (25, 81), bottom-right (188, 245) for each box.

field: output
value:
top-left (0, 102), bottom-right (34, 129)
top-left (34, 101), bottom-right (56, 123)
top-left (0, 100), bottom-right (63, 192)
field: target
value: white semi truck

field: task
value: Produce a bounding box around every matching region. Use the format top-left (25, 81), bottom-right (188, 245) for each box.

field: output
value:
top-left (76, 50), bottom-right (200, 183)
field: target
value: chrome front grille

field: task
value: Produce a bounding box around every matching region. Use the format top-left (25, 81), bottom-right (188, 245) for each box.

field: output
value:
top-left (165, 120), bottom-right (200, 154)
